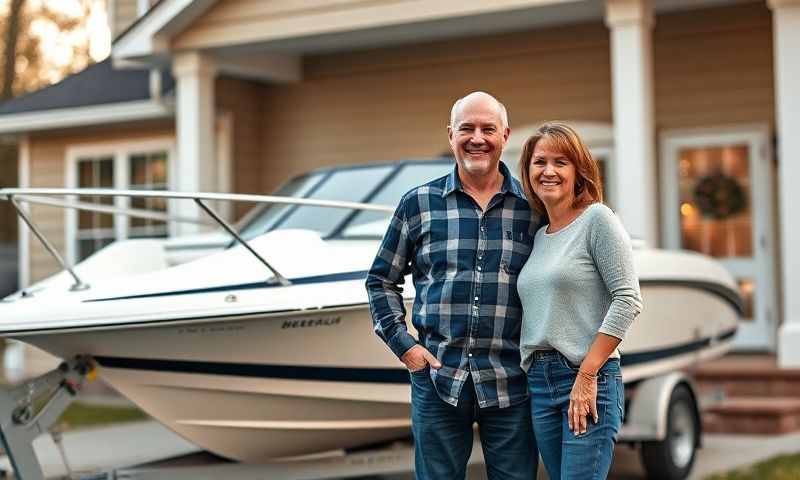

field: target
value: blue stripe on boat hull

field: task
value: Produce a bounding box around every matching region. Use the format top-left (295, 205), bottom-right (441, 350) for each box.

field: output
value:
top-left (94, 328), bottom-right (736, 384)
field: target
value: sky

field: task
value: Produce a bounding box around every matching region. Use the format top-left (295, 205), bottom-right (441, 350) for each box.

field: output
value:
top-left (28, 0), bottom-right (111, 84)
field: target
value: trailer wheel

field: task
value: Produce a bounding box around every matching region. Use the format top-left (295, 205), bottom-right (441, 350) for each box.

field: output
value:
top-left (640, 384), bottom-right (699, 480)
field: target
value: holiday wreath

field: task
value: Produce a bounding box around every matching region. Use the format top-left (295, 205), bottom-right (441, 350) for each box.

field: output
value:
top-left (692, 173), bottom-right (747, 219)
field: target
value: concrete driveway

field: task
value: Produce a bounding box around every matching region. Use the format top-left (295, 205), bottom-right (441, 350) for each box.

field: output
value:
top-left (381, 431), bottom-right (800, 480)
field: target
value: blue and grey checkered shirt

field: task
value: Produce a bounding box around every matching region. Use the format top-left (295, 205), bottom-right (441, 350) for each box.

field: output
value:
top-left (366, 162), bottom-right (540, 408)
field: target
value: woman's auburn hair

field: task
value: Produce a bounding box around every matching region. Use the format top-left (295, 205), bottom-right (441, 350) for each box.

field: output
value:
top-left (518, 122), bottom-right (604, 217)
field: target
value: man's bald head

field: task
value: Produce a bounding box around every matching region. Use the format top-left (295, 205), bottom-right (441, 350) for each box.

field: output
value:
top-left (449, 91), bottom-right (509, 130)
top-left (447, 91), bottom-right (510, 178)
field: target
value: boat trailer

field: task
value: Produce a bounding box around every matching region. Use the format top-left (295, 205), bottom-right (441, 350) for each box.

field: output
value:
top-left (0, 355), bottom-right (711, 480)
top-left (0, 356), bottom-right (460, 480)
top-left (0, 356), bottom-right (94, 480)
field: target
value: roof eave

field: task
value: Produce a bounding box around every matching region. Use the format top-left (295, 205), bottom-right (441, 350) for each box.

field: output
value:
top-left (112, 0), bottom-right (218, 66)
top-left (0, 100), bottom-right (174, 135)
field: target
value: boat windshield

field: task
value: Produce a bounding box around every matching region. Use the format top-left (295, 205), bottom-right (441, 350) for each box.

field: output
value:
top-left (339, 162), bottom-right (454, 238)
top-left (238, 161), bottom-right (454, 240)
top-left (238, 172), bottom-right (326, 239)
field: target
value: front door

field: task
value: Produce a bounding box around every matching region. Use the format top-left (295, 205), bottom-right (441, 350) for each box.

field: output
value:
top-left (661, 126), bottom-right (777, 351)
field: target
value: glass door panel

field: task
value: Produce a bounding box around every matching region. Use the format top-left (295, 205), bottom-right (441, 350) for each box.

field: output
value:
top-left (661, 128), bottom-right (777, 350)
top-left (678, 145), bottom-right (752, 258)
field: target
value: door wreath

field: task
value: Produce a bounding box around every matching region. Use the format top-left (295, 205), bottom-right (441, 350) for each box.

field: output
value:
top-left (692, 173), bottom-right (747, 219)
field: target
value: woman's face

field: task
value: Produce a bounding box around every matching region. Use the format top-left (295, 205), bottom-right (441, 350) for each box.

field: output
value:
top-left (529, 137), bottom-right (577, 208)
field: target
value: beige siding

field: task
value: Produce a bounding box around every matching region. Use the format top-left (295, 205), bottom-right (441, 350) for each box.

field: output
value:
top-left (251, 2), bottom-right (774, 192)
top-left (112, 0), bottom-right (139, 39)
top-left (0, 145), bottom-right (17, 244)
top-left (654, 2), bottom-right (774, 130)
top-left (28, 139), bottom-right (65, 283)
top-left (215, 77), bottom-right (267, 218)
top-left (259, 21), bottom-right (612, 192)
top-left (27, 123), bottom-right (173, 282)
top-left (173, 0), bottom-right (568, 51)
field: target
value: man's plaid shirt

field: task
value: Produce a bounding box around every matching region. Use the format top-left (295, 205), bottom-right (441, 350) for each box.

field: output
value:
top-left (366, 162), bottom-right (541, 408)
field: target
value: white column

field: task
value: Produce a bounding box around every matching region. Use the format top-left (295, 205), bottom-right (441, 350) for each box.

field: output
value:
top-left (605, 0), bottom-right (658, 246)
top-left (769, 0), bottom-right (800, 368)
top-left (172, 52), bottom-right (217, 236)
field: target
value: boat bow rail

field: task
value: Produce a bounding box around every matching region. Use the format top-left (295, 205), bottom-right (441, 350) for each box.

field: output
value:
top-left (0, 188), bottom-right (394, 293)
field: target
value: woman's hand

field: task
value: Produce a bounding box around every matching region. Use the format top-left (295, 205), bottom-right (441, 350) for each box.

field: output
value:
top-left (568, 370), bottom-right (599, 434)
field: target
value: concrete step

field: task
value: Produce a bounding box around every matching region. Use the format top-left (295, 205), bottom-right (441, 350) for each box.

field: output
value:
top-left (702, 397), bottom-right (800, 435)
top-left (688, 354), bottom-right (800, 398)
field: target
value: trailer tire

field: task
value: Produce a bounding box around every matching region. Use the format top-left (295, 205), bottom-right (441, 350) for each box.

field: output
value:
top-left (640, 384), bottom-right (699, 480)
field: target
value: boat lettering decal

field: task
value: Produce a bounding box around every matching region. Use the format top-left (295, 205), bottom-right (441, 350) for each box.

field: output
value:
top-left (0, 304), bottom-right (370, 335)
top-left (177, 324), bottom-right (245, 335)
top-left (82, 270), bottom-right (370, 303)
top-left (282, 316), bottom-right (341, 329)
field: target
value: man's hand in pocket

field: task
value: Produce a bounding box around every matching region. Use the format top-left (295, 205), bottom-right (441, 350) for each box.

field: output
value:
top-left (401, 345), bottom-right (442, 372)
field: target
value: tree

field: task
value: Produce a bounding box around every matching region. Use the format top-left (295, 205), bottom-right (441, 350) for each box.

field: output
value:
top-left (1, 0), bottom-right (24, 100)
top-left (1, 0), bottom-right (99, 100)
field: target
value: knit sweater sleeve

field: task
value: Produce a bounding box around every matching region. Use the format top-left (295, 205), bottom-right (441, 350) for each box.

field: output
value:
top-left (588, 205), bottom-right (643, 340)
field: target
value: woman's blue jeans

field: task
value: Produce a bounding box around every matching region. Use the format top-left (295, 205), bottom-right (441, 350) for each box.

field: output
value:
top-left (527, 351), bottom-right (624, 480)
top-left (410, 369), bottom-right (538, 480)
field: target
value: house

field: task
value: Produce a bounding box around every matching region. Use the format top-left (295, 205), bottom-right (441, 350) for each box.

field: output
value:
top-left (0, 0), bottom-right (797, 373)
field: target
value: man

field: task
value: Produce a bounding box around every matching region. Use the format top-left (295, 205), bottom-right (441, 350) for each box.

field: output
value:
top-left (366, 91), bottom-right (540, 479)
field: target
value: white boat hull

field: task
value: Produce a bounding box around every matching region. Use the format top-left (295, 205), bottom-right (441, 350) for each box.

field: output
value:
top-left (12, 278), bottom-right (738, 462)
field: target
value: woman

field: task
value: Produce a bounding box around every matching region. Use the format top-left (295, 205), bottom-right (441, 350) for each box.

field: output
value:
top-left (517, 122), bottom-right (643, 479)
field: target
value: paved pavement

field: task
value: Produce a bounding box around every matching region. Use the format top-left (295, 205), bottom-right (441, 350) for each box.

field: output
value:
top-left (379, 431), bottom-right (800, 479)
top-left (1, 419), bottom-right (798, 479)
top-left (380, 431), bottom-right (800, 479)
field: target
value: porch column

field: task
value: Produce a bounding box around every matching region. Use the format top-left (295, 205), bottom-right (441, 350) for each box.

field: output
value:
top-left (605, 0), bottom-right (658, 246)
top-left (769, 0), bottom-right (800, 368)
top-left (172, 52), bottom-right (217, 236)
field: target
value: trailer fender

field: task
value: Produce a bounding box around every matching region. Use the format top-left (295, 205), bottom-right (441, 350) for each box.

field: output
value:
top-left (624, 372), bottom-right (700, 443)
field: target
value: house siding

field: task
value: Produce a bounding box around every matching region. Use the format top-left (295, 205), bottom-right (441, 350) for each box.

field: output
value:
top-left (654, 2), bottom-right (774, 130)
top-left (252, 2), bottom-right (772, 192)
top-left (259, 21), bottom-right (612, 193)
top-left (172, 0), bottom-right (567, 51)
top-left (26, 122), bottom-right (173, 283)
top-left (215, 77), bottom-right (266, 218)
top-left (112, 0), bottom-right (139, 39)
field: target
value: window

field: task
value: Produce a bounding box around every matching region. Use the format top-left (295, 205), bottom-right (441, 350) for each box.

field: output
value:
top-left (66, 139), bottom-right (174, 263)
top-left (129, 151), bottom-right (169, 239)
top-left (76, 156), bottom-right (115, 262)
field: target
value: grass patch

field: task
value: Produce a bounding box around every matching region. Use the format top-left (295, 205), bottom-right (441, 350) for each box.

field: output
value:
top-left (54, 402), bottom-right (149, 430)
top-left (706, 453), bottom-right (800, 480)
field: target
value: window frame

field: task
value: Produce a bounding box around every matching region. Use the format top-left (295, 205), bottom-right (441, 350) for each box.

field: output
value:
top-left (65, 137), bottom-right (176, 264)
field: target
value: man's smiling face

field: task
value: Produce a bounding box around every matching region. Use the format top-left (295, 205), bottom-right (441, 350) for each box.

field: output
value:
top-left (448, 95), bottom-right (509, 178)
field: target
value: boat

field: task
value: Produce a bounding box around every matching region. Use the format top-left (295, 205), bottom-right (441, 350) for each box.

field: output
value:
top-left (0, 160), bottom-right (741, 463)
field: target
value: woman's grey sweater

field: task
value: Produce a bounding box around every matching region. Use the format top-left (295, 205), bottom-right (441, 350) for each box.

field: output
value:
top-left (518, 203), bottom-right (643, 371)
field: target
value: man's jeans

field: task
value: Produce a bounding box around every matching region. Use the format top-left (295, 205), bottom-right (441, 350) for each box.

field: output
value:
top-left (410, 368), bottom-right (538, 480)
top-left (527, 351), bottom-right (624, 480)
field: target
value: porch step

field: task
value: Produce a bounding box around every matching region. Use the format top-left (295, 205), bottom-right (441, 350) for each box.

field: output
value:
top-left (702, 397), bottom-right (800, 435)
top-left (688, 354), bottom-right (800, 398)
